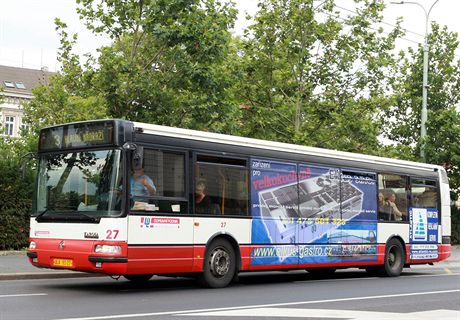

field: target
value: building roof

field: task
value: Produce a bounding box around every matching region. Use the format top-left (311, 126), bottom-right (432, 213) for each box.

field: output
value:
top-left (0, 65), bottom-right (54, 97)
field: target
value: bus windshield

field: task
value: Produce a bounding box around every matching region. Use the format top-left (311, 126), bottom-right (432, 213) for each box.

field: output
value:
top-left (33, 149), bottom-right (123, 220)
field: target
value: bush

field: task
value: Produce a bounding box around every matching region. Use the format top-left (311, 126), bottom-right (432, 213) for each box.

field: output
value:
top-left (451, 206), bottom-right (460, 245)
top-left (0, 138), bottom-right (35, 250)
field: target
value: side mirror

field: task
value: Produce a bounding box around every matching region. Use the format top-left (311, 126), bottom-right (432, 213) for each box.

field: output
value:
top-left (19, 152), bottom-right (37, 179)
top-left (122, 143), bottom-right (143, 171)
top-left (133, 146), bottom-right (144, 170)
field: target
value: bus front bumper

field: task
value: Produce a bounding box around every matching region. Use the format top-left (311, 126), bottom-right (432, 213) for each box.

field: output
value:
top-left (27, 238), bottom-right (128, 275)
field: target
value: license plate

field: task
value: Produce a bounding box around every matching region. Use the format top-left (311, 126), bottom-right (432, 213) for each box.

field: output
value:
top-left (52, 258), bottom-right (73, 267)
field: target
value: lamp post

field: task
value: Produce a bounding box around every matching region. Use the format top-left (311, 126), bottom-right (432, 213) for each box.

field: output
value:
top-left (391, 0), bottom-right (440, 161)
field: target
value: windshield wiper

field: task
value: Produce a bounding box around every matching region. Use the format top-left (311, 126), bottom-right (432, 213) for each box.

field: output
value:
top-left (74, 212), bottom-right (100, 223)
top-left (36, 207), bottom-right (99, 223)
top-left (35, 207), bottom-right (53, 221)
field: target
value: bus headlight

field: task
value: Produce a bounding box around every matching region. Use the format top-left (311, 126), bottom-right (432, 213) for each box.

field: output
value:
top-left (94, 245), bottom-right (121, 254)
top-left (29, 241), bottom-right (36, 250)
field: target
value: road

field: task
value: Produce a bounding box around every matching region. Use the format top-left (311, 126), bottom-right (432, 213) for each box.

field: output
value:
top-left (1, 264), bottom-right (459, 320)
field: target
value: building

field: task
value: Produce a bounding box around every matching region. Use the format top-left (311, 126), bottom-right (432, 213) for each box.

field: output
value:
top-left (0, 65), bottom-right (53, 137)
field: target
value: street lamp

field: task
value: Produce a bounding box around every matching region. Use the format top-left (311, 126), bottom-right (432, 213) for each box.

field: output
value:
top-left (390, 0), bottom-right (440, 161)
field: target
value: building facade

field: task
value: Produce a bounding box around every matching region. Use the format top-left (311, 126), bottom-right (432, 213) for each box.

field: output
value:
top-left (0, 65), bottom-right (53, 137)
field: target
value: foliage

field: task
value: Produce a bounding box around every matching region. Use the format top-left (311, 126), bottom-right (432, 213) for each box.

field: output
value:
top-left (0, 137), bottom-right (35, 250)
top-left (75, 0), bottom-right (241, 133)
top-left (234, 0), bottom-right (403, 153)
top-left (451, 205), bottom-right (460, 244)
top-left (22, 19), bottom-right (109, 132)
top-left (385, 23), bottom-right (460, 189)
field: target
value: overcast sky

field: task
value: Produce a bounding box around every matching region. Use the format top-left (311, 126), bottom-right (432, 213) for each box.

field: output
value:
top-left (0, 0), bottom-right (458, 71)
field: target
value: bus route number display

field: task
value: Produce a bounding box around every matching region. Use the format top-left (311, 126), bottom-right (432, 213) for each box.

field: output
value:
top-left (39, 122), bottom-right (114, 151)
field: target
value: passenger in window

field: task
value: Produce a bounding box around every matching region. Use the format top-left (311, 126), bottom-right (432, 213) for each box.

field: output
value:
top-left (378, 192), bottom-right (391, 220)
top-left (386, 191), bottom-right (403, 221)
top-left (131, 167), bottom-right (156, 198)
top-left (195, 181), bottom-right (213, 214)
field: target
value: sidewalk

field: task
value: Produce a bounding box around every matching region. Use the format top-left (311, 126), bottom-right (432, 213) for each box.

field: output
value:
top-left (0, 251), bottom-right (101, 280)
top-left (1, 247), bottom-right (459, 281)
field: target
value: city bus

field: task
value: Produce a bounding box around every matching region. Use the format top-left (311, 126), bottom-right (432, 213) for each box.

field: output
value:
top-left (27, 119), bottom-right (452, 288)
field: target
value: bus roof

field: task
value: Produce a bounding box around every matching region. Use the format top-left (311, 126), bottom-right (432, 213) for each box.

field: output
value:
top-left (133, 121), bottom-right (442, 174)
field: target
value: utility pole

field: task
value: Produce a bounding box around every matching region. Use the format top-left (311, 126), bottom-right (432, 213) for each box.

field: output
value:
top-left (391, 0), bottom-right (440, 161)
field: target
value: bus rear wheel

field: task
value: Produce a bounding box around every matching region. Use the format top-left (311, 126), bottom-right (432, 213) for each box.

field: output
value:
top-left (199, 238), bottom-right (236, 288)
top-left (124, 274), bottom-right (153, 282)
top-left (380, 238), bottom-right (404, 277)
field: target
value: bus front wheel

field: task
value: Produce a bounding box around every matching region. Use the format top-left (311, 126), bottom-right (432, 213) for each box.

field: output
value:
top-left (381, 238), bottom-right (405, 277)
top-left (199, 238), bottom-right (236, 288)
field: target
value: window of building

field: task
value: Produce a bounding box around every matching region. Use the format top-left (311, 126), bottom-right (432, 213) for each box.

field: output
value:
top-left (195, 155), bottom-right (248, 216)
top-left (21, 121), bottom-right (29, 133)
top-left (3, 81), bottom-right (14, 88)
top-left (411, 178), bottom-right (438, 209)
top-left (130, 148), bottom-right (187, 214)
top-left (378, 174), bottom-right (408, 222)
top-left (4, 116), bottom-right (15, 136)
top-left (15, 82), bottom-right (26, 89)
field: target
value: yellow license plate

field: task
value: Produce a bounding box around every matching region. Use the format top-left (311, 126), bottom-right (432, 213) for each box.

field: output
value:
top-left (52, 258), bottom-right (73, 267)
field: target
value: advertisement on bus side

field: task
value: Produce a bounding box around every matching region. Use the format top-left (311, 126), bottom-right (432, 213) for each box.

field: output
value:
top-left (250, 158), bottom-right (377, 266)
top-left (409, 207), bottom-right (439, 260)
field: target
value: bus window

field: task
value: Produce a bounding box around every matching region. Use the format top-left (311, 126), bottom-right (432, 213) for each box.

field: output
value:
top-left (195, 155), bottom-right (248, 216)
top-left (378, 174), bottom-right (408, 222)
top-left (131, 148), bottom-right (187, 214)
top-left (411, 178), bottom-right (438, 209)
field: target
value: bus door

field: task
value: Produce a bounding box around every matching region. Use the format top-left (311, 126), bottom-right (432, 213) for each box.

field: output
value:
top-left (193, 155), bottom-right (251, 270)
top-left (127, 148), bottom-right (194, 273)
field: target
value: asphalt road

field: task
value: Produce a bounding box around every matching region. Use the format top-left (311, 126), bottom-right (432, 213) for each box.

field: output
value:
top-left (1, 264), bottom-right (459, 320)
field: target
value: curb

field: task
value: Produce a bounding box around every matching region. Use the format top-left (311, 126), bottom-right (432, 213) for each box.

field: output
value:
top-left (0, 272), bottom-right (104, 281)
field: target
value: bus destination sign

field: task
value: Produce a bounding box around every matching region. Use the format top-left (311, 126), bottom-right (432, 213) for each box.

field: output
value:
top-left (39, 121), bottom-right (114, 151)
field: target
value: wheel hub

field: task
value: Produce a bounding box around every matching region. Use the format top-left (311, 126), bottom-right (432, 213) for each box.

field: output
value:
top-left (209, 248), bottom-right (230, 277)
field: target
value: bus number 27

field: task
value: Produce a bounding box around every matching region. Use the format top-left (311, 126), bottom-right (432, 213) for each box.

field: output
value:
top-left (106, 229), bottom-right (119, 240)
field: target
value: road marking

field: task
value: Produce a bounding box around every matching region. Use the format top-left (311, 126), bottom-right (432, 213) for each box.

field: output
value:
top-left (181, 308), bottom-right (460, 319)
top-left (294, 272), bottom-right (460, 283)
top-left (0, 293), bottom-right (47, 298)
top-left (54, 289), bottom-right (460, 320)
top-left (444, 267), bottom-right (453, 274)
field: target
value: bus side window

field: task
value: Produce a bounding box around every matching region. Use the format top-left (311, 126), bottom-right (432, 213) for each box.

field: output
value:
top-left (195, 155), bottom-right (248, 216)
top-left (411, 178), bottom-right (438, 209)
top-left (378, 173), bottom-right (408, 222)
top-left (131, 148), bottom-right (187, 214)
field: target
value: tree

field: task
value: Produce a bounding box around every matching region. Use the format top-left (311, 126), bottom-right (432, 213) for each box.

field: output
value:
top-left (385, 23), bottom-right (460, 187)
top-left (0, 134), bottom-right (35, 250)
top-left (385, 23), bottom-right (460, 242)
top-left (22, 19), bottom-right (108, 133)
top-left (234, 0), bottom-right (403, 153)
top-left (75, 0), bottom-right (241, 133)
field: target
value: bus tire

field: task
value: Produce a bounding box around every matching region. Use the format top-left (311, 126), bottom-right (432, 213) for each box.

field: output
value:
top-left (380, 238), bottom-right (405, 277)
top-left (124, 274), bottom-right (153, 282)
top-left (199, 238), bottom-right (236, 288)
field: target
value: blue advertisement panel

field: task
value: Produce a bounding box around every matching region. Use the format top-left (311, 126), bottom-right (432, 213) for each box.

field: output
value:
top-left (250, 158), bottom-right (378, 266)
top-left (409, 207), bottom-right (439, 260)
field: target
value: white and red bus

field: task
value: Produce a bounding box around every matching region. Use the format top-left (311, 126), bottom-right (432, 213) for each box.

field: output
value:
top-left (27, 119), bottom-right (452, 287)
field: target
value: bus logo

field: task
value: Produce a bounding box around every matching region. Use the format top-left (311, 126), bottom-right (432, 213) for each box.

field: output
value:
top-left (84, 232), bottom-right (99, 239)
top-left (59, 240), bottom-right (66, 250)
top-left (140, 217), bottom-right (180, 228)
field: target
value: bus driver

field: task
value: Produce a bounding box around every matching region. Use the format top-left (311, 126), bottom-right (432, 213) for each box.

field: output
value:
top-left (131, 167), bottom-right (156, 198)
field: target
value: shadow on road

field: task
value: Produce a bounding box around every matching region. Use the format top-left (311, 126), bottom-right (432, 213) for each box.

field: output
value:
top-left (36, 267), bottom-right (443, 294)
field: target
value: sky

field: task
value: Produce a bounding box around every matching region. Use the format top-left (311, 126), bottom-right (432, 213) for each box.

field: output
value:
top-left (0, 0), bottom-right (459, 72)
